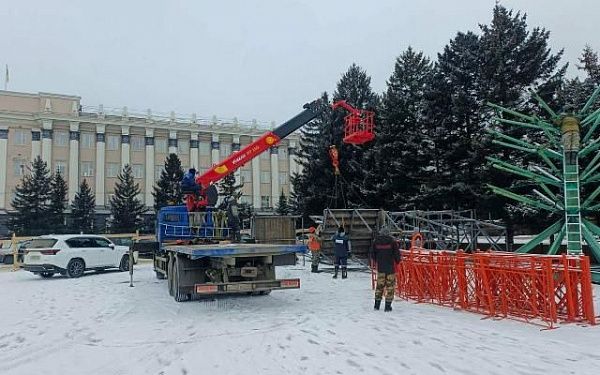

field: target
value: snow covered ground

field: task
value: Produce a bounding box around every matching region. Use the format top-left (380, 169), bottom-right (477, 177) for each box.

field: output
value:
top-left (1, 261), bottom-right (599, 375)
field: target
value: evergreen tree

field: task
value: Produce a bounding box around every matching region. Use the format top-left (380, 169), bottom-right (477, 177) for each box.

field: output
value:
top-left (275, 189), bottom-right (290, 215)
top-left (332, 64), bottom-right (380, 208)
top-left (48, 171), bottom-right (68, 233)
top-left (362, 47), bottom-right (432, 209)
top-left (292, 92), bottom-right (335, 215)
top-left (71, 179), bottom-right (96, 233)
top-left (218, 173), bottom-right (243, 206)
top-left (109, 164), bottom-right (146, 233)
top-left (9, 156), bottom-right (52, 235)
top-left (152, 153), bottom-right (184, 211)
top-left (578, 45), bottom-right (600, 83)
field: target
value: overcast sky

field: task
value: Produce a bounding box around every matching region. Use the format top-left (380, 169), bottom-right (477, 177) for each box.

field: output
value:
top-left (1, 0), bottom-right (598, 123)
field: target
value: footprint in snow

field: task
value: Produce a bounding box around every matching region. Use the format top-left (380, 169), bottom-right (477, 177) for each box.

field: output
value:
top-left (307, 338), bottom-right (320, 345)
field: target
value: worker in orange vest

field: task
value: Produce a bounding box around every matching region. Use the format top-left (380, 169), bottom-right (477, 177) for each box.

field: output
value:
top-left (307, 226), bottom-right (322, 273)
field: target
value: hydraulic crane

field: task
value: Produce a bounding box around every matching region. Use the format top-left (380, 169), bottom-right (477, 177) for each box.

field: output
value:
top-left (184, 98), bottom-right (374, 213)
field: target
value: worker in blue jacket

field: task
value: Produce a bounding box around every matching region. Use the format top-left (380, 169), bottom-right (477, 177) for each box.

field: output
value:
top-left (331, 226), bottom-right (351, 279)
top-left (181, 168), bottom-right (198, 193)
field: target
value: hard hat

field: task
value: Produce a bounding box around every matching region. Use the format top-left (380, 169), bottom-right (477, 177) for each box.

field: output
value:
top-left (309, 227), bottom-right (316, 233)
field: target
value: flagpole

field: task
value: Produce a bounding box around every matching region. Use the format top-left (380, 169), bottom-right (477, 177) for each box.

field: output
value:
top-left (4, 65), bottom-right (8, 91)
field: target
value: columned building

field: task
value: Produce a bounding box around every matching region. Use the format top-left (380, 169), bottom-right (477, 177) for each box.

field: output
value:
top-left (0, 90), bottom-right (301, 234)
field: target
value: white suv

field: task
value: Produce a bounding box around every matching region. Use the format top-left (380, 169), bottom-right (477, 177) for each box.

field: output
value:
top-left (23, 235), bottom-right (135, 278)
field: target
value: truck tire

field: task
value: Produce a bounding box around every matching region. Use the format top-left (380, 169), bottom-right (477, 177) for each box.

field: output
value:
top-left (173, 255), bottom-right (190, 302)
top-left (167, 253), bottom-right (175, 297)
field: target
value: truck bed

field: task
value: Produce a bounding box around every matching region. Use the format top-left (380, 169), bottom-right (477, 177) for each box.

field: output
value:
top-left (163, 243), bottom-right (307, 259)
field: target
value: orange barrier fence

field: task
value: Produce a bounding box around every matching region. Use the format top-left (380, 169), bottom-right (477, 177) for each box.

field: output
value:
top-left (374, 244), bottom-right (597, 328)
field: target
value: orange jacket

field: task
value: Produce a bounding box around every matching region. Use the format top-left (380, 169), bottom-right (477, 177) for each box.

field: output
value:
top-left (307, 233), bottom-right (321, 251)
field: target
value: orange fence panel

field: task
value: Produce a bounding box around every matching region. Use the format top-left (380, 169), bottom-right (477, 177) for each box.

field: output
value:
top-left (374, 245), bottom-right (597, 328)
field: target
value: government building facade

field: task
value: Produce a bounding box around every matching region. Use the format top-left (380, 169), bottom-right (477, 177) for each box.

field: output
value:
top-left (0, 90), bottom-right (302, 234)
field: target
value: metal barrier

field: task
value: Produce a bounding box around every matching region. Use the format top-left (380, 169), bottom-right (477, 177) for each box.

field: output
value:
top-left (372, 234), bottom-right (597, 328)
top-left (391, 248), bottom-right (596, 328)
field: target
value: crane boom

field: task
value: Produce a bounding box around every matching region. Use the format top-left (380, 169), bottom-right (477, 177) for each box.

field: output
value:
top-left (185, 99), bottom-right (328, 211)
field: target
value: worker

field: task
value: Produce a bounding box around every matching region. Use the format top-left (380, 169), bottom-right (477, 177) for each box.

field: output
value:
top-left (182, 168), bottom-right (198, 193)
top-left (329, 145), bottom-right (340, 175)
top-left (331, 226), bottom-right (350, 279)
top-left (371, 227), bottom-right (401, 312)
top-left (560, 114), bottom-right (580, 165)
top-left (226, 197), bottom-right (241, 242)
top-left (307, 226), bottom-right (321, 273)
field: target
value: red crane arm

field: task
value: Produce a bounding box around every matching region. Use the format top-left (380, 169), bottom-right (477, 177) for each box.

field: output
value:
top-left (196, 131), bottom-right (280, 188)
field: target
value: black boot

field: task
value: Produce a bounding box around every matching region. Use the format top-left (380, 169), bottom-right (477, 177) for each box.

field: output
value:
top-left (311, 265), bottom-right (318, 273)
top-left (333, 266), bottom-right (339, 279)
top-left (341, 268), bottom-right (347, 279)
top-left (384, 301), bottom-right (392, 312)
top-left (374, 299), bottom-right (381, 310)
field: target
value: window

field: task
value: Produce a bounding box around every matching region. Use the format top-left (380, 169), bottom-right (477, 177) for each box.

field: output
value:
top-left (178, 139), bottom-right (189, 154)
top-left (279, 172), bottom-right (288, 185)
top-left (199, 142), bottom-right (210, 156)
top-left (132, 164), bottom-right (144, 179)
top-left (13, 158), bottom-right (27, 176)
top-left (81, 161), bottom-right (94, 177)
top-left (54, 131), bottom-right (69, 147)
top-left (55, 161), bottom-right (67, 176)
top-left (240, 195), bottom-right (251, 205)
top-left (155, 139), bottom-right (167, 153)
top-left (260, 150), bottom-right (269, 160)
top-left (241, 170), bottom-right (252, 184)
top-left (260, 171), bottom-right (271, 183)
top-left (278, 147), bottom-right (288, 159)
top-left (220, 143), bottom-right (231, 159)
top-left (106, 163), bottom-right (120, 178)
top-left (66, 237), bottom-right (96, 248)
top-left (12, 129), bottom-right (27, 145)
top-left (81, 133), bottom-right (95, 149)
top-left (106, 135), bottom-right (120, 151)
top-left (93, 238), bottom-right (112, 248)
top-left (28, 238), bottom-right (58, 248)
top-left (155, 166), bottom-right (163, 180)
top-left (261, 196), bottom-right (270, 209)
top-left (131, 136), bottom-right (144, 151)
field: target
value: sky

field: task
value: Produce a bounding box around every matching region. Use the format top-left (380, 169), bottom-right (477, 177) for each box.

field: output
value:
top-left (1, 0), bottom-right (598, 123)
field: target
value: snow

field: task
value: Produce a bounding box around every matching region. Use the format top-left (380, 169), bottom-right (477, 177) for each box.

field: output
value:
top-left (1, 261), bottom-right (599, 375)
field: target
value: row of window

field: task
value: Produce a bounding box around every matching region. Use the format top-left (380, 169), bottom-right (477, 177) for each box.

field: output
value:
top-left (11, 158), bottom-right (290, 185)
top-left (10, 130), bottom-right (292, 159)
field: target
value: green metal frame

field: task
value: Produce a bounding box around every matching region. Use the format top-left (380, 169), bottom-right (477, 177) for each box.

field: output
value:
top-left (487, 85), bottom-right (600, 264)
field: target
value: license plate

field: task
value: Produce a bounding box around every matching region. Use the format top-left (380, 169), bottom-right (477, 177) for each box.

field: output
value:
top-left (227, 283), bottom-right (253, 292)
top-left (29, 255), bottom-right (40, 261)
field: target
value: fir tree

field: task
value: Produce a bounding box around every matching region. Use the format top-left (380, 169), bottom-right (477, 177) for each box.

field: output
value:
top-left (48, 171), bottom-right (68, 233)
top-left (275, 190), bottom-right (290, 215)
top-left (332, 64), bottom-right (380, 208)
top-left (292, 92), bottom-right (335, 215)
top-left (362, 47), bottom-right (432, 209)
top-left (71, 179), bottom-right (96, 233)
top-left (152, 153), bottom-right (184, 211)
top-left (9, 156), bottom-right (52, 235)
top-left (218, 172), bottom-right (243, 207)
top-left (109, 164), bottom-right (146, 233)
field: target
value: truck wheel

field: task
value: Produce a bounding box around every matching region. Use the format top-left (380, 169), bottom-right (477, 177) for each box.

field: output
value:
top-left (119, 255), bottom-right (129, 272)
top-left (173, 255), bottom-right (190, 302)
top-left (66, 258), bottom-right (85, 278)
top-left (167, 253), bottom-right (175, 296)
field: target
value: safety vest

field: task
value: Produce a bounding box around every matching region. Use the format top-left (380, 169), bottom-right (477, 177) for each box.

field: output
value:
top-left (308, 234), bottom-right (321, 251)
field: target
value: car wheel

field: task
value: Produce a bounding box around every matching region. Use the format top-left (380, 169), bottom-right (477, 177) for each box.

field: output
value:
top-left (40, 272), bottom-right (55, 278)
top-left (119, 255), bottom-right (129, 272)
top-left (66, 259), bottom-right (85, 278)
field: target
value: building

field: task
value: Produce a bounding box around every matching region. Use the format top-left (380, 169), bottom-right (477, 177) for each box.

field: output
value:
top-left (0, 90), bottom-right (302, 234)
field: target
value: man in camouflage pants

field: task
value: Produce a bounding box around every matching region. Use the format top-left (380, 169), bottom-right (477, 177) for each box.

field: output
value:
top-left (371, 227), bottom-right (401, 312)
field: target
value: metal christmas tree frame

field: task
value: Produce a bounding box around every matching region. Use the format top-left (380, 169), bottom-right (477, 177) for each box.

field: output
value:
top-left (486, 85), bottom-right (600, 260)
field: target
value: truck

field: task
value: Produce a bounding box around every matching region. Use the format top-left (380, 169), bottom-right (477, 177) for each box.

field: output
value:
top-left (152, 98), bottom-right (356, 301)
